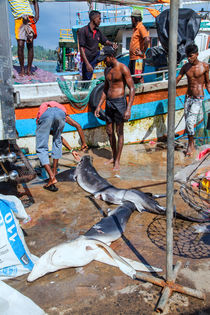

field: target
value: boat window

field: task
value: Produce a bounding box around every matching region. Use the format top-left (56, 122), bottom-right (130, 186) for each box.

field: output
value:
top-left (126, 37), bottom-right (131, 50)
top-left (151, 37), bottom-right (158, 48)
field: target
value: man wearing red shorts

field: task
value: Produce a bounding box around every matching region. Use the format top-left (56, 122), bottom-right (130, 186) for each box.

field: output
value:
top-left (8, 0), bottom-right (39, 76)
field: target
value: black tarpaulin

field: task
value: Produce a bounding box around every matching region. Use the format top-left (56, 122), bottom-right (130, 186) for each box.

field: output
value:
top-left (146, 8), bottom-right (201, 67)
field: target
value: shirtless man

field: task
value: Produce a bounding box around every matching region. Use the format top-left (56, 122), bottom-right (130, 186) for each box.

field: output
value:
top-left (95, 46), bottom-right (135, 171)
top-left (176, 44), bottom-right (210, 156)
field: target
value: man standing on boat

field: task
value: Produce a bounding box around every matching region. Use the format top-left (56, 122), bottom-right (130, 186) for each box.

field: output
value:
top-left (176, 43), bottom-right (210, 156)
top-left (78, 10), bottom-right (117, 80)
top-left (129, 9), bottom-right (150, 83)
top-left (94, 47), bottom-right (135, 171)
top-left (8, 0), bottom-right (39, 76)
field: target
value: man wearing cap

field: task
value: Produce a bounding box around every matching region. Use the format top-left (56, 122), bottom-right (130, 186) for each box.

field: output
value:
top-left (94, 47), bottom-right (135, 171)
top-left (129, 9), bottom-right (150, 83)
top-left (78, 10), bottom-right (117, 80)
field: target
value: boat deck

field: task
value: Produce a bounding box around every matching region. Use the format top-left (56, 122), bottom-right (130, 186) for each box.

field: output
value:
top-left (3, 143), bottom-right (210, 315)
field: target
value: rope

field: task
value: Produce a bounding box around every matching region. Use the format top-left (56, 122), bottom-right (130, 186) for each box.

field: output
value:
top-left (57, 77), bottom-right (105, 110)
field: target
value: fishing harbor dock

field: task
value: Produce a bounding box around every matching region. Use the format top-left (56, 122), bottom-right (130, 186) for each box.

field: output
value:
top-left (3, 143), bottom-right (210, 315)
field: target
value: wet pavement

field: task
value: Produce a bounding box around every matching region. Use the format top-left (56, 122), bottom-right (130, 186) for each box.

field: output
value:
top-left (3, 143), bottom-right (210, 315)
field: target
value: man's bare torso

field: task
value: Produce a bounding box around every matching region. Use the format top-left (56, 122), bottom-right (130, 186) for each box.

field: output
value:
top-left (184, 61), bottom-right (208, 97)
top-left (105, 62), bottom-right (126, 99)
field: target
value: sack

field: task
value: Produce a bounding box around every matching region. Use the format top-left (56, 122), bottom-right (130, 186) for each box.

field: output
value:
top-left (0, 280), bottom-right (45, 315)
top-left (0, 195), bottom-right (36, 280)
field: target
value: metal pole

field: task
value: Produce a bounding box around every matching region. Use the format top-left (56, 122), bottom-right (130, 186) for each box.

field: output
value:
top-left (0, 0), bottom-right (16, 140)
top-left (166, 0), bottom-right (179, 281)
top-left (63, 47), bottom-right (66, 71)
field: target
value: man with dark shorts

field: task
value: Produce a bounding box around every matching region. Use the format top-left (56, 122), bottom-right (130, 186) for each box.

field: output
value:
top-left (176, 44), bottom-right (210, 156)
top-left (95, 47), bottom-right (135, 171)
top-left (78, 10), bottom-right (117, 80)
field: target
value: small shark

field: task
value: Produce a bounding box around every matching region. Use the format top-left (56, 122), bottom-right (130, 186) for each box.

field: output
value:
top-left (27, 202), bottom-right (162, 282)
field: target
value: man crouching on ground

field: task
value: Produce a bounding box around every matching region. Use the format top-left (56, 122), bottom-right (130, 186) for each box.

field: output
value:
top-left (95, 47), bottom-right (135, 171)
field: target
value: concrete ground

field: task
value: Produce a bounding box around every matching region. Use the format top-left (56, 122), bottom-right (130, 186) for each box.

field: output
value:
top-left (3, 143), bottom-right (210, 315)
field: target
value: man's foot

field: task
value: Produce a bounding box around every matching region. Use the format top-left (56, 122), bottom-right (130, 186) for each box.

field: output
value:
top-left (81, 144), bottom-right (89, 152)
top-left (26, 70), bottom-right (33, 76)
top-left (185, 146), bottom-right (195, 157)
top-left (113, 162), bottom-right (120, 171)
top-left (104, 158), bottom-right (114, 165)
top-left (19, 70), bottom-right (25, 77)
top-left (44, 177), bottom-right (57, 187)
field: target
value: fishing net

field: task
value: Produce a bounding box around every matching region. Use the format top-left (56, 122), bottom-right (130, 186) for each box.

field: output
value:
top-left (195, 99), bottom-right (210, 147)
top-left (178, 152), bottom-right (210, 219)
top-left (57, 77), bottom-right (104, 110)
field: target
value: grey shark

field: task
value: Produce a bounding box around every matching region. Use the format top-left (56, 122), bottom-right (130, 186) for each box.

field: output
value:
top-left (75, 155), bottom-right (166, 215)
top-left (85, 201), bottom-right (136, 243)
top-left (74, 155), bottom-right (111, 194)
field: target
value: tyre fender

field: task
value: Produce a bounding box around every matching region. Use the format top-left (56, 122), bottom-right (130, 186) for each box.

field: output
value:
top-left (89, 82), bottom-right (106, 121)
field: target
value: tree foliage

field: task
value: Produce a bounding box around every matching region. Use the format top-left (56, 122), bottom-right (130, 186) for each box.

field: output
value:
top-left (11, 45), bottom-right (57, 61)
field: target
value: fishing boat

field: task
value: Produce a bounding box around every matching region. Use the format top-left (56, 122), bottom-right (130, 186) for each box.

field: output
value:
top-left (13, 6), bottom-right (210, 154)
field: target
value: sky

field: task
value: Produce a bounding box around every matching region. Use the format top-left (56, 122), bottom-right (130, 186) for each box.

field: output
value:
top-left (8, 1), bottom-right (90, 49)
top-left (8, 1), bottom-right (209, 50)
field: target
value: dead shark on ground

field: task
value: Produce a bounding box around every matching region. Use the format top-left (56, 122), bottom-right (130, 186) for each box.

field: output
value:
top-left (27, 202), bottom-right (162, 282)
top-left (74, 155), bottom-right (166, 214)
top-left (74, 155), bottom-right (210, 223)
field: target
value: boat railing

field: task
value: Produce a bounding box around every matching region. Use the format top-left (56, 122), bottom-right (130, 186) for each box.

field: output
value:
top-left (63, 67), bottom-right (180, 97)
top-left (75, 5), bottom-right (165, 25)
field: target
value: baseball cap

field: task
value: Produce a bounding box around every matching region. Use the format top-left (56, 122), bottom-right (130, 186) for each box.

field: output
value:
top-left (97, 46), bottom-right (116, 62)
top-left (131, 9), bottom-right (142, 18)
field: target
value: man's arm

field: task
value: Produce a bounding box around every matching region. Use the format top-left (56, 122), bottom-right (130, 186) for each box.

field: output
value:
top-left (204, 63), bottom-right (210, 94)
top-left (135, 36), bottom-right (150, 58)
top-left (100, 31), bottom-right (118, 50)
top-left (176, 66), bottom-right (186, 86)
top-left (122, 65), bottom-right (135, 121)
top-left (32, 0), bottom-right (39, 23)
top-left (105, 40), bottom-right (118, 50)
top-left (94, 75), bottom-right (109, 117)
top-left (80, 47), bottom-right (93, 72)
top-left (78, 28), bottom-right (93, 72)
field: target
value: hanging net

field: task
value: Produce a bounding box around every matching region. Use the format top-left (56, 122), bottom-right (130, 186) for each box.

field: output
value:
top-left (57, 77), bottom-right (104, 110)
top-left (179, 152), bottom-right (210, 219)
top-left (195, 99), bottom-right (210, 147)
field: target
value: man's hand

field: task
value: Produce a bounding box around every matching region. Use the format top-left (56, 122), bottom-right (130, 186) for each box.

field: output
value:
top-left (72, 151), bottom-right (81, 162)
top-left (112, 42), bottom-right (118, 50)
top-left (86, 63), bottom-right (93, 72)
top-left (135, 48), bottom-right (144, 58)
top-left (124, 109), bottom-right (131, 121)
top-left (22, 15), bottom-right (29, 24)
top-left (95, 107), bottom-right (101, 118)
top-left (34, 14), bottom-right (39, 23)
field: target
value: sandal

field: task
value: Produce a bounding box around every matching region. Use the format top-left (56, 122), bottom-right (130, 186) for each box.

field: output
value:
top-left (43, 184), bottom-right (58, 192)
